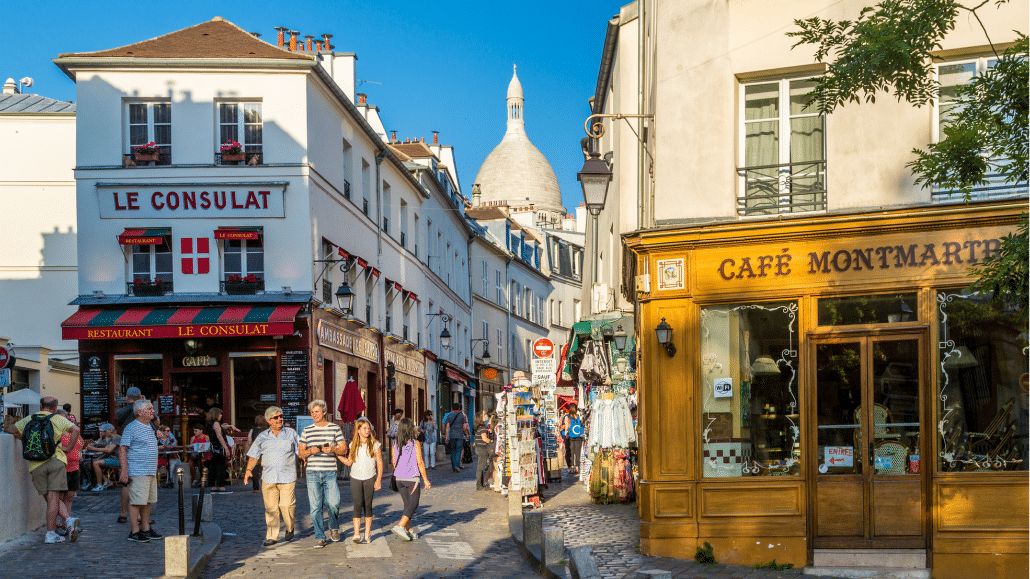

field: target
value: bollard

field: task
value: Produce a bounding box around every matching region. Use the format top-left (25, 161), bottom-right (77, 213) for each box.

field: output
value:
top-left (542, 525), bottom-right (565, 569)
top-left (165, 534), bottom-right (191, 577)
top-left (192, 468), bottom-right (207, 537)
top-left (568, 545), bottom-right (601, 579)
top-left (523, 511), bottom-right (544, 549)
top-left (177, 468), bottom-right (186, 536)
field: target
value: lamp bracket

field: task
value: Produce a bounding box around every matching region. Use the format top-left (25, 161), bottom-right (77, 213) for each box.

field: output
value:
top-left (583, 113), bottom-right (656, 165)
top-left (662, 342), bottom-right (677, 358)
top-left (313, 257), bottom-right (353, 289)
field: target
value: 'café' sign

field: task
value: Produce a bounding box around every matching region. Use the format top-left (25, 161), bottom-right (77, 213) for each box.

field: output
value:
top-left (97, 183), bottom-right (287, 219)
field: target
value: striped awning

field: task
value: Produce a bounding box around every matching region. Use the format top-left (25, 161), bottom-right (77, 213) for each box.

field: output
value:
top-left (118, 228), bottom-right (170, 245)
top-left (214, 227), bottom-right (261, 240)
top-left (61, 304), bottom-right (301, 340)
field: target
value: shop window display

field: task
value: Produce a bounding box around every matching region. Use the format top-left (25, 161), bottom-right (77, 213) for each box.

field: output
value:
top-left (700, 302), bottom-right (799, 477)
top-left (115, 356), bottom-right (163, 404)
top-left (937, 291), bottom-right (1028, 472)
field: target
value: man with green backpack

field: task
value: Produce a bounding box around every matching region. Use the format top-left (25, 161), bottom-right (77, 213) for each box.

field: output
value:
top-left (6, 395), bottom-right (81, 544)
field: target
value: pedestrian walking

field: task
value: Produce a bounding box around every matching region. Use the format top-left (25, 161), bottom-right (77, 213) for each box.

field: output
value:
top-left (205, 407), bottom-right (232, 493)
top-left (390, 418), bottom-right (431, 541)
top-left (298, 399), bottom-right (346, 548)
top-left (118, 399), bottom-right (162, 543)
top-left (473, 411), bottom-right (495, 490)
top-left (561, 403), bottom-right (584, 476)
top-left (5, 396), bottom-right (81, 544)
top-left (386, 408), bottom-right (403, 458)
top-left (115, 387), bottom-right (143, 523)
top-left (442, 403), bottom-right (469, 472)
top-left (419, 411), bottom-right (437, 469)
top-left (339, 416), bottom-right (382, 543)
top-left (247, 414), bottom-right (268, 492)
top-left (243, 406), bottom-right (298, 547)
top-left (55, 409), bottom-right (83, 542)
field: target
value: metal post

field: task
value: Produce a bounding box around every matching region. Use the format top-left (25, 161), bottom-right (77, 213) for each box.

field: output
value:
top-left (192, 467), bottom-right (207, 537)
top-left (177, 469), bottom-right (186, 536)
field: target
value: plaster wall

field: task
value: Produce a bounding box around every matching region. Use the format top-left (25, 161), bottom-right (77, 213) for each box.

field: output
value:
top-left (0, 434), bottom-right (47, 543)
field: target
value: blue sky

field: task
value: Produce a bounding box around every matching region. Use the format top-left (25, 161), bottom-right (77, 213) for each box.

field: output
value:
top-left (2, 0), bottom-right (627, 212)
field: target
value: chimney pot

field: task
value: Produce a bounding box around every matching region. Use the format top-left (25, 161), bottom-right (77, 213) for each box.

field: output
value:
top-left (315, 41), bottom-right (322, 51)
top-left (289, 30), bottom-right (299, 51)
top-left (405, 138), bottom-right (410, 143)
top-left (432, 131), bottom-right (439, 145)
top-left (250, 32), bottom-right (262, 38)
top-left (420, 137), bottom-right (424, 143)
top-left (304, 35), bottom-right (315, 52)
top-left (275, 27), bottom-right (287, 47)
top-left (322, 33), bottom-right (333, 52)
top-left (358, 93), bottom-right (367, 104)
top-left (390, 131), bottom-right (397, 141)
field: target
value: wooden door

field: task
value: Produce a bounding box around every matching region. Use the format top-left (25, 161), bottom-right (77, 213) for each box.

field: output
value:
top-left (811, 333), bottom-right (927, 548)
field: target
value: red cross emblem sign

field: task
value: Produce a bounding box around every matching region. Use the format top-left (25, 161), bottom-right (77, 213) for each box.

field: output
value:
top-left (181, 237), bottom-right (210, 274)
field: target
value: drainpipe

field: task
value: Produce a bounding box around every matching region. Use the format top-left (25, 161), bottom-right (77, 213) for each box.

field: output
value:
top-left (505, 255), bottom-right (513, 382)
top-left (374, 147), bottom-right (387, 431)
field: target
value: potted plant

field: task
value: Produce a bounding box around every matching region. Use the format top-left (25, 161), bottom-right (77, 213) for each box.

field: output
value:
top-left (220, 140), bottom-right (245, 163)
top-left (132, 277), bottom-right (167, 296)
top-left (224, 273), bottom-right (260, 294)
top-left (133, 141), bottom-right (159, 162)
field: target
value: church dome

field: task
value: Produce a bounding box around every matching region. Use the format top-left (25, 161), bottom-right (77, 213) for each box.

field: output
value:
top-left (474, 66), bottom-right (564, 213)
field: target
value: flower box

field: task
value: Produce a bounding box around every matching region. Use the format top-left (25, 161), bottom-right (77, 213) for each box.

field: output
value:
top-left (222, 152), bottom-right (245, 162)
top-left (220, 140), bottom-right (245, 163)
top-left (224, 280), bottom-right (259, 295)
top-left (134, 151), bottom-right (159, 162)
top-left (128, 279), bottom-right (170, 297)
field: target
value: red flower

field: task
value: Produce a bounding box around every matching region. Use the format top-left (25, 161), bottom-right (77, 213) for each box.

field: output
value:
top-left (220, 140), bottom-right (243, 154)
top-left (133, 141), bottom-right (158, 154)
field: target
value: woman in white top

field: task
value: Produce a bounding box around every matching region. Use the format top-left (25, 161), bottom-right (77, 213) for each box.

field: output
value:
top-left (339, 417), bottom-right (382, 543)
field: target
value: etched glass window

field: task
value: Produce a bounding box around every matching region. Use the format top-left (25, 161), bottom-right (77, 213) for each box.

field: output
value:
top-left (701, 302), bottom-right (799, 477)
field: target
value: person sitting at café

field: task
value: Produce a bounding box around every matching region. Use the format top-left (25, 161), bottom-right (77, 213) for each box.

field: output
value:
top-left (156, 425), bottom-right (177, 487)
top-left (189, 425), bottom-right (211, 486)
top-left (87, 424), bottom-right (120, 491)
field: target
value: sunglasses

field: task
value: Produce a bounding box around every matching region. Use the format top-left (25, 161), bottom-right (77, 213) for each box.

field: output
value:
top-left (270, 415), bottom-right (283, 420)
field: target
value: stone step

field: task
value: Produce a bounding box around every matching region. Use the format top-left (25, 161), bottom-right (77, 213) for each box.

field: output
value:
top-left (803, 566), bottom-right (930, 579)
top-left (812, 549), bottom-right (926, 569)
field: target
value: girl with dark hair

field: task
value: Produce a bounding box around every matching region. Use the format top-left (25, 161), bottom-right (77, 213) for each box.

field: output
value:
top-left (205, 407), bottom-right (231, 493)
top-left (561, 404), bottom-right (584, 476)
top-left (390, 418), bottom-right (431, 541)
top-left (340, 417), bottom-right (382, 543)
top-left (473, 411), bottom-right (494, 490)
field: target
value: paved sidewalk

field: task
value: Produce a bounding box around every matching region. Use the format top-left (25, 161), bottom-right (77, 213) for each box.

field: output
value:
top-left (0, 487), bottom-right (210, 579)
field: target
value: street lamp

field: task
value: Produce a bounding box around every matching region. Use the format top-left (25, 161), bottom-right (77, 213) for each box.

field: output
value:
top-left (440, 327), bottom-right (451, 349)
top-left (613, 324), bottom-right (628, 351)
top-left (578, 151), bottom-right (613, 289)
top-left (471, 338), bottom-right (491, 360)
top-left (654, 317), bottom-right (676, 357)
top-left (334, 281), bottom-right (354, 316)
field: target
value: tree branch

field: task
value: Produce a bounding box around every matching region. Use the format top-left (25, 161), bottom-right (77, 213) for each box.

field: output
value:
top-left (957, 1), bottom-right (1000, 57)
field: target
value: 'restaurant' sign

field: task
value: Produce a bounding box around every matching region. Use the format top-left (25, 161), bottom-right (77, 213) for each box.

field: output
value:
top-left (97, 183), bottom-right (287, 219)
top-left (65, 323), bottom-right (293, 340)
top-left (317, 320), bottom-right (379, 363)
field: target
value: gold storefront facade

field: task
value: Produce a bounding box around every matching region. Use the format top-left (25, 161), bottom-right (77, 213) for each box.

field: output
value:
top-left (629, 201), bottom-right (1028, 577)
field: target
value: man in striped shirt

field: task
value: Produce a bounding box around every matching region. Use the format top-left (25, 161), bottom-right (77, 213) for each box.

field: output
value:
top-left (118, 399), bottom-right (161, 543)
top-left (298, 399), bottom-right (345, 548)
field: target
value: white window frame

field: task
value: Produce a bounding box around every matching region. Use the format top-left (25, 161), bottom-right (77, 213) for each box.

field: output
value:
top-left (221, 236), bottom-right (264, 280)
top-left (217, 101), bottom-right (262, 163)
top-left (125, 101), bottom-right (171, 161)
top-left (129, 236), bottom-right (173, 285)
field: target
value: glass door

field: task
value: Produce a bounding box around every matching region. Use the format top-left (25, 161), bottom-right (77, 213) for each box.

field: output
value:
top-left (812, 334), bottom-right (926, 548)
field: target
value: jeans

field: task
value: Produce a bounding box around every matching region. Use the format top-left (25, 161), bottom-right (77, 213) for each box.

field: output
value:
top-left (448, 438), bottom-right (463, 470)
top-left (305, 470), bottom-right (340, 540)
top-left (423, 438), bottom-right (436, 469)
top-left (475, 447), bottom-right (493, 487)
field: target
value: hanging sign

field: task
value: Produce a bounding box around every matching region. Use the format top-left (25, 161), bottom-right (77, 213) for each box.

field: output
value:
top-left (713, 378), bottom-right (733, 398)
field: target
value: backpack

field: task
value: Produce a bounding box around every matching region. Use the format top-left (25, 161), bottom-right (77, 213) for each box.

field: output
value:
top-left (569, 416), bottom-right (584, 439)
top-left (23, 414), bottom-right (57, 461)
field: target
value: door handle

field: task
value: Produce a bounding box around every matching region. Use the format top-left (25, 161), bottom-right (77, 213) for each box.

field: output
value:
top-left (869, 442), bottom-right (875, 467)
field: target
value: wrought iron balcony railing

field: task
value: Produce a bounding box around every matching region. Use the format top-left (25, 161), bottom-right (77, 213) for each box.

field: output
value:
top-left (737, 160), bottom-right (826, 216)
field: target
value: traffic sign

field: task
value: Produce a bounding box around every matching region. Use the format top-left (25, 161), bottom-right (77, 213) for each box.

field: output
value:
top-left (0, 345), bottom-right (13, 369)
top-left (532, 338), bottom-right (554, 358)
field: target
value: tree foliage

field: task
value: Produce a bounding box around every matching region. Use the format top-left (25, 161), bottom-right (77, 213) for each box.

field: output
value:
top-left (788, 0), bottom-right (1028, 306)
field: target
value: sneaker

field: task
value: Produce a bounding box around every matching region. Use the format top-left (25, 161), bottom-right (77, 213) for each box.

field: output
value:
top-left (391, 525), bottom-right (412, 541)
top-left (67, 517), bottom-right (80, 543)
top-left (143, 529), bottom-right (163, 541)
top-left (330, 529), bottom-right (340, 542)
top-left (55, 525), bottom-right (68, 537)
top-left (284, 530), bottom-right (294, 542)
top-left (313, 539), bottom-right (327, 549)
top-left (90, 484), bottom-right (105, 492)
top-left (44, 531), bottom-right (66, 544)
top-left (408, 529), bottom-right (419, 540)
top-left (127, 531), bottom-right (150, 543)
top-left (352, 534), bottom-right (362, 544)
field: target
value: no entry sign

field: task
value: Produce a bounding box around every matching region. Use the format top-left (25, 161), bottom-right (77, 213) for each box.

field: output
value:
top-left (532, 338), bottom-right (554, 358)
top-left (0, 345), bottom-right (14, 369)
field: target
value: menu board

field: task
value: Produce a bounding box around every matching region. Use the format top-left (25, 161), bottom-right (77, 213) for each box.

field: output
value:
top-left (158, 395), bottom-right (175, 415)
top-left (81, 354), bottom-right (110, 439)
top-left (279, 350), bottom-right (309, 428)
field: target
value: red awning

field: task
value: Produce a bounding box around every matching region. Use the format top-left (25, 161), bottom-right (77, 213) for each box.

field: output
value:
top-left (356, 257), bottom-right (369, 269)
top-left (403, 291), bottom-right (418, 302)
top-left (445, 369), bottom-right (466, 383)
top-left (118, 228), bottom-right (169, 245)
top-left (337, 247), bottom-right (350, 259)
top-left (61, 304), bottom-right (301, 340)
top-left (214, 227), bottom-right (261, 240)
top-left (369, 268), bottom-right (381, 279)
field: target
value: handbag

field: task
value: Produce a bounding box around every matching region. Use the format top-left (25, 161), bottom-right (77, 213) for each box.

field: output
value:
top-left (390, 474), bottom-right (399, 492)
top-left (461, 440), bottom-right (473, 465)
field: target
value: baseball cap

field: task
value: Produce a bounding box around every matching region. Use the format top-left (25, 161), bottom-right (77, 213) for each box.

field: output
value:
top-left (126, 386), bottom-right (142, 397)
top-left (99, 423), bottom-right (114, 432)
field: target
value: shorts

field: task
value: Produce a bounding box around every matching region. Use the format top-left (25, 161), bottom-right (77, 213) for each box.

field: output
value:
top-left (99, 456), bottom-right (120, 468)
top-left (128, 475), bottom-right (158, 505)
top-left (31, 458), bottom-right (68, 496)
top-left (66, 470), bottom-right (81, 492)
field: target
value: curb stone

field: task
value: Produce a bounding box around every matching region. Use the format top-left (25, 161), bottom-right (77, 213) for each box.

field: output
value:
top-left (157, 522), bottom-right (222, 579)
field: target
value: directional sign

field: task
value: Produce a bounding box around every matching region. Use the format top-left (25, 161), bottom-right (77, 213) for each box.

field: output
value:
top-left (532, 338), bottom-right (554, 359)
top-left (824, 446), bottom-right (853, 467)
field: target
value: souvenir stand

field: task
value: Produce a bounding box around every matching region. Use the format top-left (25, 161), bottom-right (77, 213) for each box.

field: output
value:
top-left (500, 372), bottom-right (545, 506)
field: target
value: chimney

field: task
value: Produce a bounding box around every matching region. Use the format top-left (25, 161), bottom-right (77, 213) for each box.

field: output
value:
top-left (275, 27), bottom-right (287, 47)
top-left (405, 138), bottom-right (410, 144)
top-left (315, 41), bottom-right (322, 52)
top-left (250, 32), bottom-right (262, 38)
top-left (304, 35), bottom-right (315, 51)
top-left (420, 137), bottom-right (424, 143)
top-left (289, 30), bottom-right (299, 51)
top-left (390, 131), bottom-right (397, 142)
top-left (2, 78), bottom-right (18, 95)
top-left (322, 33), bottom-right (333, 52)
top-left (432, 131), bottom-right (439, 145)
top-left (358, 93), bottom-right (367, 105)
top-left (471, 184), bottom-right (482, 206)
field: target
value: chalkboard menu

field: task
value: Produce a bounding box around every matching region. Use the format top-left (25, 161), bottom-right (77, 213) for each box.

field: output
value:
top-left (81, 354), bottom-right (109, 439)
top-left (158, 395), bottom-right (175, 415)
top-left (279, 350), bottom-right (309, 428)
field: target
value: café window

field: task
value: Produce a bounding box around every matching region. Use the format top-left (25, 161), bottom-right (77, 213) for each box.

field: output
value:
top-left (218, 102), bottom-right (262, 165)
top-left (221, 232), bottom-right (264, 292)
top-left (700, 301), bottom-right (800, 477)
top-left (126, 101), bottom-right (171, 165)
top-left (937, 291), bottom-right (1027, 472)
top-left (231, 353), bottom-right (276, 433)
top-left (126, 232), bottom-right (173, 296)
top-left (818, 293), bottom-right (918, 326)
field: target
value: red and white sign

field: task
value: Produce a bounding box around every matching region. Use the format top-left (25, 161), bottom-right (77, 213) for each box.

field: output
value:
top-left (181, 237), bottom-right (210, 274)
top-left (0, 345), bottom-right (13, 369)
top-left (532, 338), bottom-right (554, 359)
top-left (824, 446), bottom-right (854, 467)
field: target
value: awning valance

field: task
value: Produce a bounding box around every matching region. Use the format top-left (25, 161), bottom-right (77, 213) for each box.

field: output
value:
top-left (445, 369), bottom-right (466, 383)
top-left (118, 228), bottom-right (170, 245)
top-left (214, 227), bottom-right (261, 240)
top-left (61, 304), bottom-right (301, 340)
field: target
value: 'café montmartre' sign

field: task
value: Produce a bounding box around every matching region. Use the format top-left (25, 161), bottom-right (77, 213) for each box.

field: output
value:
top-left (691, 224), bottom-right (1016, 295)
top-left (97, 183), bottom-right (287, 219)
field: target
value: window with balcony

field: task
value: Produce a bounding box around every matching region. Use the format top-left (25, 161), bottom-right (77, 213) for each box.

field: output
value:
top-left (222, 237), bottom-right (264, 294)
top-left (932, 57), bottom-right (1026, 202)
top-left (218, 102), bottom-right (262, 165)
top-left (739, 78), bottom-right (825, 216)
top-left (128, 235), bottom-right (173, 296)
top-left (126, 102), bottom-right (171, 165)
top-left (342, 138), bottom-right (353, 199)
